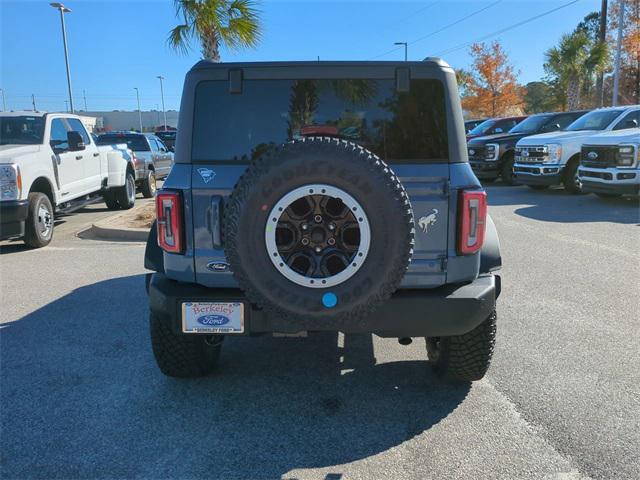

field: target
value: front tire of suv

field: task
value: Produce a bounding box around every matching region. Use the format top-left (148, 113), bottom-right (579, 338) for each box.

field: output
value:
top-left (141, 169), bottom-right (157, 198)
top-left (150, 312), bottom-right (223, 378)
top-left (425, 311), bottom-right (496, 382)
top-left (562, 158), bottom-right (583, 194)
top-left (24, 192), bottom-right (54, 248)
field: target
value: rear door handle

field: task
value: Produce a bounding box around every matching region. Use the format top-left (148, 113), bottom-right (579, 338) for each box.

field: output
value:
top-left (75, 155), bottom-right (83, 160)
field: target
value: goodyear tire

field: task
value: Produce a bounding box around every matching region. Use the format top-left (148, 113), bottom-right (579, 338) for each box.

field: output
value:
top-left (224, 137), bottom-right (414, 328)
top-left (150, 312), bottom-right (223, 377)
top-left (426, 311), bottom-right (497, 382)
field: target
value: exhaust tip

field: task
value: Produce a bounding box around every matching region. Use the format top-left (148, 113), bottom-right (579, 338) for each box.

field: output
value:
top-left (398, 337), bottom-right (412, 346)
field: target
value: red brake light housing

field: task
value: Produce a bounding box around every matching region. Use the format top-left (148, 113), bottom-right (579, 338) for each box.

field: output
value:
top-left (457, 190), bottom-right (487, 255)
top-left (156, 191), bottom-right (184, 254)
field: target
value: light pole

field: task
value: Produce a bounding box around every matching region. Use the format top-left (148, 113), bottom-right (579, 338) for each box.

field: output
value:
top-left (394, 42), bottom-right (408, 61)
top-left (157, 75), bottom-right (167, 131)
top-left (134, 88), bottom-right (143, 132)
top-left (612, 1), bottom-right (625, 106)
top-left (50, 3), bottom-right (74, 113)
top-left (0, 89), bottom-right (6, 111)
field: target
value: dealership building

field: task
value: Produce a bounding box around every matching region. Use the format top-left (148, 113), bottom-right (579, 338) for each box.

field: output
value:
top-left (80, 110), bottom-right (178, 132)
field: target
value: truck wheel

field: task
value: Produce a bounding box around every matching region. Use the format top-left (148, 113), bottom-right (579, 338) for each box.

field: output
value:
top-left (224, 137), bottom-right (414, 329)
top-left (116, 171), bottom-right (136, 209)
top-left (141, 170), bottom-right (157, 198)
top-left (562, 158), bottom-right (582, 194)
top-left (500, 154), bottom-right (518, 185)
top-left (425, 311), bottom-right (496, 382)
top-left (103, 191), bottom-right (120, 210)
top-left (149, 312), bottom-right (223, 377)
top-left (24, 192), bottom-right (54, 248)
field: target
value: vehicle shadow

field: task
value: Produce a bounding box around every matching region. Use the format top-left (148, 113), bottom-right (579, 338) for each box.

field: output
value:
top-left (486, 185), bottom-right (640, 224)
top-left (0, 220), bottom-right (67, 254)
top-left (1, 275), bottom-right (470, 479)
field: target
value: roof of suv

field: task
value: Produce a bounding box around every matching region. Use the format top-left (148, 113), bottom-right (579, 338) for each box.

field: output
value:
top-left (190, 59), bottom-right (453, 71)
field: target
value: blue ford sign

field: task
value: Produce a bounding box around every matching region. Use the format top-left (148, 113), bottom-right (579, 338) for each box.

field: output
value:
top-left (197, 314), bottom-right (230, 326)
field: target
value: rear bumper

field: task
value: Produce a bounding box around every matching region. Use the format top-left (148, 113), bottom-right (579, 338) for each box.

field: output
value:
top-left (147, 272), bottom-right (500, 338)
top-left (0, 200), bottom-right (29, 240)
top-left (514, 163), bottom-right (563, 185)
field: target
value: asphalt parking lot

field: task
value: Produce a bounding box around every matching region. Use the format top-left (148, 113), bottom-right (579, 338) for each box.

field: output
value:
top-left (1, 185), bottom-right (639, 480)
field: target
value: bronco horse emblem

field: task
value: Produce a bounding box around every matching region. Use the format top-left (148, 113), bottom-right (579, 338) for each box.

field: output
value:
top-left (418, 209), bottom-right (438, 234)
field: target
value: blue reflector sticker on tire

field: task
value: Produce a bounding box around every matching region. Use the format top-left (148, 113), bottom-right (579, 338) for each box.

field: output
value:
top-left (322, 293), bottom-right (337, 308)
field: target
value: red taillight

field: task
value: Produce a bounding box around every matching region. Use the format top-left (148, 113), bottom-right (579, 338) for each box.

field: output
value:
top-left (457, 190), bottom-right (487, 255)
top-left (156, 191), bottom-right (184, 254)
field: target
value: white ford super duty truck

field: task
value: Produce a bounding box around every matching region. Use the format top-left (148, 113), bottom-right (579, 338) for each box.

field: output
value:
top-left (578, 128), bottom-right (640, 197)
top-left (514, 105), bottom-right (640, 193)
top-left (0, 111), bottom-right (137, 248)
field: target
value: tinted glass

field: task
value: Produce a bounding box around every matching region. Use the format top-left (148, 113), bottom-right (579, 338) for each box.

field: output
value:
top-left (612, 110), bottom-right (639, 130)
top-left (50, 118), bottom-right (69, 151)
top-left (192, 79), bottom-right (448, 163)
top-left (553, 113), bottom-right (584, 130)
top-left (468, 119), bottom-right (496, 136)
top-left (97, 134), bottom-right (150, 151)
top-left (509, 114), bottom-right (553, 134)
top-left (0, 116), bottom-right (45, 145)
top-left (566, 109), bottom-right (625, 131)
top-left (156, 131), bottom-right (176, 140)
top-left (66, 118), bottom-right (90, 144)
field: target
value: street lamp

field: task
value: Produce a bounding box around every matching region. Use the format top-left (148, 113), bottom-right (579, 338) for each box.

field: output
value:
top-left (157, 75), bottom-right (167, 131)
top-left (134, 87), bottom-right (143, 132)
top-left (394, 42), bottom-right (408, 61)
top-left (0, 88), bottom-right (6, 111)
top-left (50, 3), bottom-right (74, 113)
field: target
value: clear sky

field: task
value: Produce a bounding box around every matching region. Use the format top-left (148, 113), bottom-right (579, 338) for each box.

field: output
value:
top-left (0, 0), bottom-right (601, 112)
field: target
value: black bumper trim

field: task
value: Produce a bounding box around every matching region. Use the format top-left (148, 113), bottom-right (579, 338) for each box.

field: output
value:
top-left (0, 200), bottom-right (29, 240)
top-left (148, 273), bottom-right (498, 337)
top-left (581, 180), bottom-right (639, 196)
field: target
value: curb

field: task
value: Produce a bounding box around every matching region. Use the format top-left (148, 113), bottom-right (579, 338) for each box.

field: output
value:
top-left (79, 203), bottom-right (152, 242)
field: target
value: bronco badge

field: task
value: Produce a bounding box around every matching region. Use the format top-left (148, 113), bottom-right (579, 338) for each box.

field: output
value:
top-left (418, 209), bottom-right (438, 234)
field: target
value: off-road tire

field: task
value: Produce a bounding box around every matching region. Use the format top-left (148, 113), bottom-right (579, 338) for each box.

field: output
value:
top-left (426, 311), bottom-right (497, 382)
top-left (500, 153), bottom-right (517, 185)
top-left (562, 158), bottom-right (582, 194)
top-left (116, 170), bottom-right (136, 209)
top-left (150, 312), bottom-right (223, 378)
top-left (141, 170), bottom-right (157, 198)
top-left (224, 137), bottom-right (414, 329)
top-left (24, 192), bottom-right (54, 248)
top-left (528, 185), bottom-right (548, 191)
top-left (103, 191), bottom-right (120, 210)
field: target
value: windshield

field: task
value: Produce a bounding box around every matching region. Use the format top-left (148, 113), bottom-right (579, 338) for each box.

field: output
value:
top-left (0, 116), bottom-right (45, 145)
top-left (509, 114), bottom-right (553, 134)
top-left (97, 134), bottom-right (150, 151)
top-left (467, 119), bottom-right (496, 136)
top-left (565, 110), bottom-right (624, 131)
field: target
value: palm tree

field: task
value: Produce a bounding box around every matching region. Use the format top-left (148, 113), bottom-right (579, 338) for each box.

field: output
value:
top-left (544, 31), bottom-right (608, 109)
top-left (169, 0), bottom-right (261, 62)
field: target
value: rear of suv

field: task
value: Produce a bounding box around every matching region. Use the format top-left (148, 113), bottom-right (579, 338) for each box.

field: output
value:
top-left (144, 60), bottom-right (502, 383)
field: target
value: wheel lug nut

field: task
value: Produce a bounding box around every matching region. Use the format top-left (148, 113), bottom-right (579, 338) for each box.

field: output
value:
top-left (301, 238), bottom-right (310, 246)
top-left (328, 238), bottom-right (336, 246)
top-left (314, 215), bottom-right (322, 223)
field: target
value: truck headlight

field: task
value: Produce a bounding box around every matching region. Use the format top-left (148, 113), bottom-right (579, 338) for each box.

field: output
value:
top-left (0, 164), bottom-right (22, 201)
top-left (616, 145), bottom-right (637, 167)
top-left (485, 143), bottom-right (499, 161)
top-left (545, 144), bottom-right (562, 163)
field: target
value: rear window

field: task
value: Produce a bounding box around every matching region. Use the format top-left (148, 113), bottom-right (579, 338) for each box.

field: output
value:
top-left (97, 135), bottom-right (150, 151)
top-left (192, 78), bottom-right (448, 163)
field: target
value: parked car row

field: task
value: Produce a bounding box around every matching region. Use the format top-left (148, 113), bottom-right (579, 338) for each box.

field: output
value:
top-left (466, 105), bottom-right (640, 197)
top-left (0, 111), bottom-right (175, 248)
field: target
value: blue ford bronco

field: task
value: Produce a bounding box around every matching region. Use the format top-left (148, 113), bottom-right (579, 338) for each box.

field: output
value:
top-left (144, 60), bottom-right (502, 382)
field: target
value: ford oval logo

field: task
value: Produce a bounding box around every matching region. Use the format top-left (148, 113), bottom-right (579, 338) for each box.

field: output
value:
top-left (469, 149), bottom-right (475, 156)
top-left (587, 151), bottom-right (598, 160)
top-left (197, 314), bottom-right (230, 326)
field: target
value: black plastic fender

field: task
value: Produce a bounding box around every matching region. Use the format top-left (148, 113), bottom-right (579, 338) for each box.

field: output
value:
top-left (480, 214), bottom-right (501, 274)
top-left (144, 220), bottom-right (164, 273)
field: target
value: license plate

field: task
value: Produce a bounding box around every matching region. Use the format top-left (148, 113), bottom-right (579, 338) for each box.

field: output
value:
top-left (181, 302), bottom-right (244, 334)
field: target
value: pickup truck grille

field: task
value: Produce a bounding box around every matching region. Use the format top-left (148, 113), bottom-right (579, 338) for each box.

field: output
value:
top-left (467, 146), bottom-right (487, 161)
top-left (515, 146), bottom-right (547, 164)
top-left (581, 145), bottom-right (617, 168)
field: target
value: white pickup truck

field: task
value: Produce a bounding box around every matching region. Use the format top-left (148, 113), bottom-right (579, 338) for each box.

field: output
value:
top-left (514, 105), bottom-right (640, 193)
top-left (0, 111), bottom-right (136, 248)
top-left (578, 129), bottom-right (640, 197)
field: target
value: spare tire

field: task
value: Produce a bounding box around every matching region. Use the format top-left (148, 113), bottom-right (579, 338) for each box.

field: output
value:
top-left (224, 137), bottom-right (414, 329)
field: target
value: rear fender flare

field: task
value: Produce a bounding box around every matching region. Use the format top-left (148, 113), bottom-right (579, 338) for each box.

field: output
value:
top-left (480, 214), bottom-right (501, 274)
